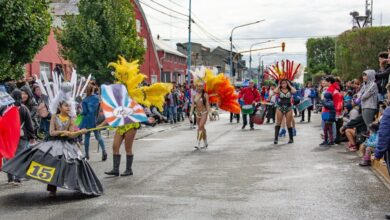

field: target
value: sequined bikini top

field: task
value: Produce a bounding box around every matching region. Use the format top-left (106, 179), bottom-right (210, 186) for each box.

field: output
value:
top-left (279, 91), bottom-right (291, 99)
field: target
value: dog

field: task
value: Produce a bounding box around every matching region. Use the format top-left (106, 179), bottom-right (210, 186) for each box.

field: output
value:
top-left (209, 107), bottom-right (220, 121)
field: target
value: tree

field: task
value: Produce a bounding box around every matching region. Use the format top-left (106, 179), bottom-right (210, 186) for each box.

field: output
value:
top-left (335, 27), bottom-right (390, 80)
top-left (0, 0), bottom-right (51, 81)
top-left (57, 0), bottom-right (145, 83)
top-left (306, 37), bottom-right (336, 77)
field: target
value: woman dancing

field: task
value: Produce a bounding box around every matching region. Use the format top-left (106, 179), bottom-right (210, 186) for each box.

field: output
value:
top-left (190, 82), bottom-right (211, 149)
top-left (274, 79), bottom-right (297, 144)
top-left (2, 83), bottom-right (103, 197)
top-left (103, 56), bottom-right (171, 176)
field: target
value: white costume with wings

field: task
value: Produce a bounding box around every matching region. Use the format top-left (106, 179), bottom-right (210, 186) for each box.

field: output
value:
top-left (35, 70), bottom-right (91, 117)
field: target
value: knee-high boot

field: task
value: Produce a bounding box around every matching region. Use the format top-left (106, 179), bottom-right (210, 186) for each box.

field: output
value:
top-left (121, 155), bottom-right (134, 176)
top-left (288, 127), bottom-right (294, 144)
top-left (105, 154), bottom-right (121, 176)
top-left (274, 126), bottom-right (281, 144)
top-left (203, 130), bottom-right (208, 148)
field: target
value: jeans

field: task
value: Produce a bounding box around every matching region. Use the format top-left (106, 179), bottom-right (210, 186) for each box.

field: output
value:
top-left (168, 106), bottom-right (177, 122)
top-left (84, 130), bottom-right (106, 157)
top-left (323, 122), bottom-right (333, 143)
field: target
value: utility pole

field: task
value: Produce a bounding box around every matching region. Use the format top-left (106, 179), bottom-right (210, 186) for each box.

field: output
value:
top-left (186, 0), bottom-right (192, 86)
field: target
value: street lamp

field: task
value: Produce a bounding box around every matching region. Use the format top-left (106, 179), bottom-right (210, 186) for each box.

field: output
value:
top-left (249, 40), bottom-right (273, 79)
top-left (229, 20), bottom-right (265, 82)
top-left (258, 52), bottom-right (278, 87)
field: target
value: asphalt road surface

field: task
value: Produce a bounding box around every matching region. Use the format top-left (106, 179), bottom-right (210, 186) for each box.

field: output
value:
top-left (1, 113), bottom-right (390, 220)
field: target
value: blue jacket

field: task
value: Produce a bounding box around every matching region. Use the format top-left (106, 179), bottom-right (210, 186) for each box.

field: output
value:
top-left (321, 93), bottom-right (336, 122)
top-left (364, 132), bottom-right (378, 148)
top-left (375, 107), bottom-right (390, 159)
top-left (79, 95), bottom-right (100, 129)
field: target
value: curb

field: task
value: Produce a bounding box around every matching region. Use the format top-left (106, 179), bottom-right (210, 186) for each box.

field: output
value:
top-left (358, 144), bottom-right (390, 187)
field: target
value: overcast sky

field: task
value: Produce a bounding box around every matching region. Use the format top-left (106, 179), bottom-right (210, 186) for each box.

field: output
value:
top-left (141, 0), bottom-right (390, 67)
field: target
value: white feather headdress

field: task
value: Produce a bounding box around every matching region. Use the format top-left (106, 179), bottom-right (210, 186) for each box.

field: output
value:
top-left (35, 69), bottom-right (91, 117)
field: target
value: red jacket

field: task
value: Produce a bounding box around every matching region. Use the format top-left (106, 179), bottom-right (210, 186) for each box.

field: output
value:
top-left (239, 87), bottom-right (261, 105)
top-left (327, 83), bottom-right (343, 117)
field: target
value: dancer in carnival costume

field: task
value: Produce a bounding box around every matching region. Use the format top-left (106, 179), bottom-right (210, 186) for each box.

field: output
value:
top-left (2, 71), bottom-right (104, 197)
top-left (102, 56), bottom-right (172, 176)
top-left (265, 60), bottom-right (303, 144)
top-left (190, 67), bottom-right (241, 149)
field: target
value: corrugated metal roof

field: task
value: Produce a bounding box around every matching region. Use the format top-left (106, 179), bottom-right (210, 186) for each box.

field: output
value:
top-left (155, 39), bottom-right (187, 58)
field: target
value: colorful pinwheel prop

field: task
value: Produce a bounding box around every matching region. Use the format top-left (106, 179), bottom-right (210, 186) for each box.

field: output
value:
top-left (264, 59), bottom-right (303, 81)
top-left (101, 84), bottom-right (148, 127)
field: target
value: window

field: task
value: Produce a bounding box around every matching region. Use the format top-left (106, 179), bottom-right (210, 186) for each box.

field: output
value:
top-left (143, 38), bottom-right (147, 49)
top-left (136, 19), bottom-right (141, 33)
top-left (40, 62), bottom-right (51, 79)
top-left (151, 75), bottom-right (158, 84)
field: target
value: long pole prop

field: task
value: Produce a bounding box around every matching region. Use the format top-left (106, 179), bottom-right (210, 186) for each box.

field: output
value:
top-left (187, 0), bottom-right (192, 85)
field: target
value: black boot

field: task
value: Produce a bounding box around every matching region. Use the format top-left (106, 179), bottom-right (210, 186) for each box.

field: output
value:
top-left (102, 150), bottom-right (107, 161)
top-left (288, 128), bottom-right (294, 144)
top-left (121, 155), bottom-right (134, 176)
top-left (274, 126), bottom-right (281, 144)
top-left (105, 154), bottom-right (121, 176)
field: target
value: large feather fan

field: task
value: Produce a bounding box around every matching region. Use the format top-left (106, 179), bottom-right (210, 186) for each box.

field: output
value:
top-left (264, 59), bottom-right (303, 81)
top-left (108, 56), bottom-right (172, 111)
top-left (198, 68), bottom-right (240, 114)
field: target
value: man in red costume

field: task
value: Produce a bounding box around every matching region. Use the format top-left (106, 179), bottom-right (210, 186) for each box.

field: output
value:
top-left (239, 80), bottom-right (261, 130)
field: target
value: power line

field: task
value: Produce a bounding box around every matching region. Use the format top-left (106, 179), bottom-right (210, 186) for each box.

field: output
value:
top-left (148, 0), bottom-right (189, 18)
top-left (139, 1), bottom-right (188, 22)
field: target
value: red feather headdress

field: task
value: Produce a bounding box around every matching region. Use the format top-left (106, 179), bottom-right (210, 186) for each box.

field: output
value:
top-left (264, 59), bottom-right (303, 81)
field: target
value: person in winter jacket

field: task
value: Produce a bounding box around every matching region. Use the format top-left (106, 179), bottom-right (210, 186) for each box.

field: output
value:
top-left (7, 89), bottom-right (35, 185)
top-left (20, 85), bottom-right (39, 132)
top-left (359, 123), bottom-right (379, 166)
top-left (320, 92), bottom-right (336, 146)
top-left (376, 51), bottom-right (390, 99)
top-left (80, 85), bottom-right (107, 161)
top-left (373, 83), bottom-right (390, 220)
top-left (358, 70), bottom-right (379, 132)
top-left (238, 80), bottom-right (261, 130)
top-left (340, 115), bottom-right (367, 152)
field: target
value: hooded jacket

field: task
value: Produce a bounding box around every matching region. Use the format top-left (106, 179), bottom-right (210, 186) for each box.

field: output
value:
top-left (321, 92), bottom-right (336, 122)
top-left (10, 89), bottom-right (35, 141)
top-left (358, 70), bottom-right (378, 110)
top-left (326, 82), bottom-right (343, 117)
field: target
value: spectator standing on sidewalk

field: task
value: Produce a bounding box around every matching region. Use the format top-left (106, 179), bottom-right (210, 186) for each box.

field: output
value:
top-left (32, 85), bottom-right (51, 138)
top-left (358, 70), bottom-right (378, 134)
top-left (238, 80), bottom-right (260, 130)
top-left (167, 87), bottom-right (179, 124)
top-left (373, 83), bottom-right (390, 220)
top-left (300, 81), bottom-right (314, 122)
top-left (79, 85), bottom-right (107, 161)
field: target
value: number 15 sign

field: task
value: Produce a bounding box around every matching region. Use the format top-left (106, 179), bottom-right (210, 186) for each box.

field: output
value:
top-left (26, 161), bottom-right (56, 182)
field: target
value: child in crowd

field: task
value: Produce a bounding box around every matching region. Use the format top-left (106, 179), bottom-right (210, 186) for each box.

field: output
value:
top-left (320, 92), bottom-right (336, 146)
top-left (359, 123), bottom-right (379, 166)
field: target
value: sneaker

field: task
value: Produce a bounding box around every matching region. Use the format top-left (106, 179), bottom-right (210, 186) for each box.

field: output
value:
top-left (250, 127), bottom-right (254, 130)
top-left (359, 160), bottom-right (371, 166)
top-left (241, 125), bottom-right (246, 130)
top-left (12, 179), bottom-right (21, 186)
top-left (328, 142), bottom-right (335, 146)
top-left (319, 141), bottom-right (329, 146)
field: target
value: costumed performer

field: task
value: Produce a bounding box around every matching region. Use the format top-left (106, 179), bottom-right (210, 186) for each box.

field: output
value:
top-left (102, 56), bottom-right (172, 177)
top-left (190, 67), bottom-right (240, 149)
top-left (2, 82), bottom-right (103, 197)
top-left (265, 60), bottom-right (303, 144)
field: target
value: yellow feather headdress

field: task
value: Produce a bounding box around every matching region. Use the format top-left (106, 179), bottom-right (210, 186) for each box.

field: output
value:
top-left (108, 56), bottom-right (172, 111)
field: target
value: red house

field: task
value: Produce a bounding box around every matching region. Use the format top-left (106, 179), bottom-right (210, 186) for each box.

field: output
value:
top-left (155, 38), bottom-right (187, 84)
top-left (25, 0), bottom-right (161, 83)
top-left (25, 29), bottom-right (72, 80)
top-left (131, 0), bottom-right (161, 84)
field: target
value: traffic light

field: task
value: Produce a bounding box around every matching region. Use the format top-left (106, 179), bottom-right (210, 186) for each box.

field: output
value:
top-left (281, 42), bottom-right (286, 52)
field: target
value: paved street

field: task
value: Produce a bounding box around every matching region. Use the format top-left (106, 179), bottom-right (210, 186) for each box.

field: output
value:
top-left (1, 113), bottom-right (390, 220)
